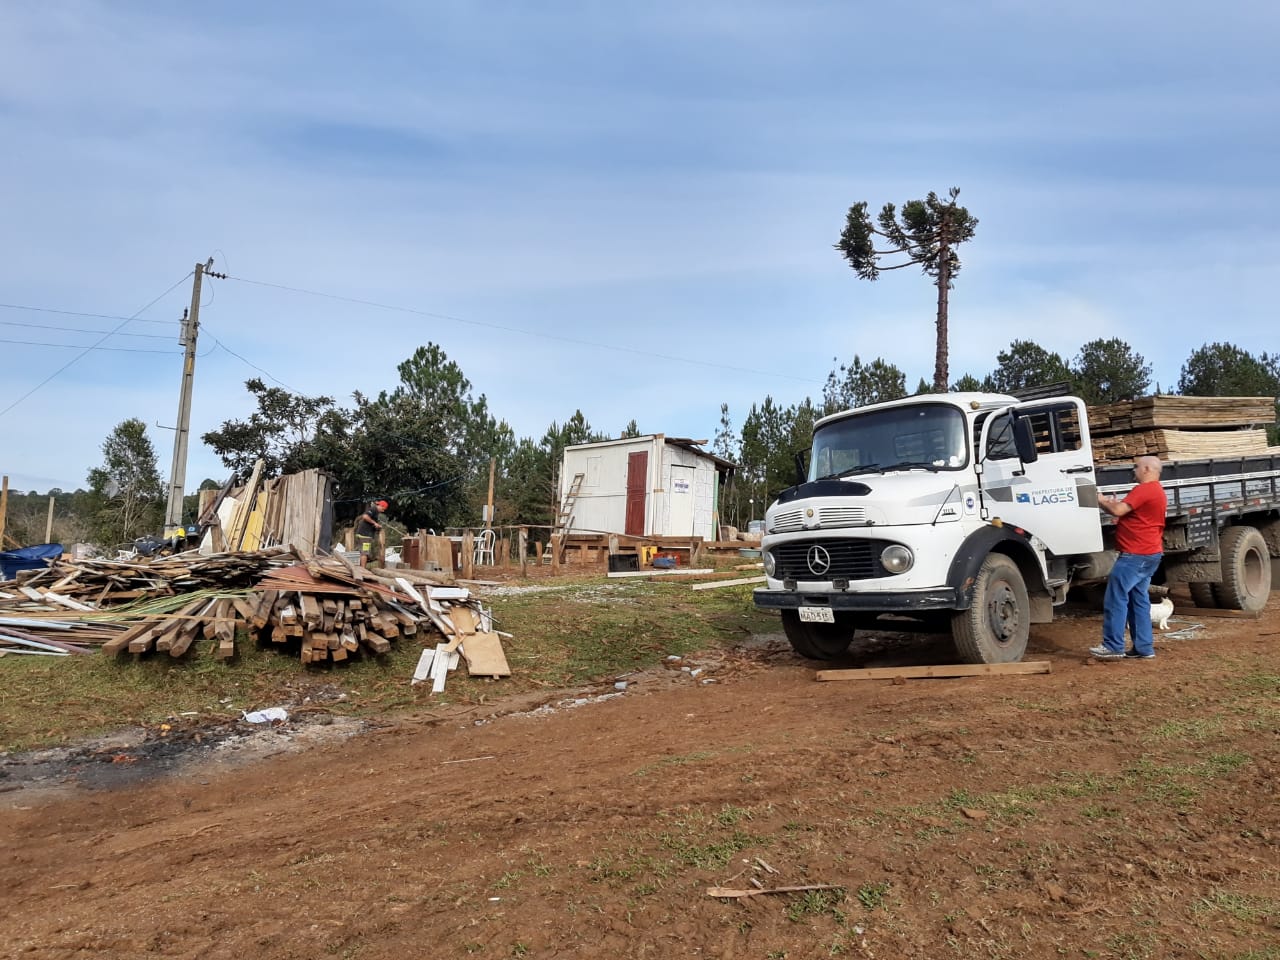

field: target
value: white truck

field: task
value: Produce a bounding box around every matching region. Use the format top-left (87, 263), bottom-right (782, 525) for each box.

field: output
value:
top-left (752, 392), bottom-right (1280, 663)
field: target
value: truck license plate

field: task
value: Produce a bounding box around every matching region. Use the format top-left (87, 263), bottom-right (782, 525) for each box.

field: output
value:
top-left (798, 606), bottom-right (835, 623)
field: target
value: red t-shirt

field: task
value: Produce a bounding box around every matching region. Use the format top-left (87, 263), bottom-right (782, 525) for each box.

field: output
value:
top-left (1115, 480), bottom-right (1167, 555)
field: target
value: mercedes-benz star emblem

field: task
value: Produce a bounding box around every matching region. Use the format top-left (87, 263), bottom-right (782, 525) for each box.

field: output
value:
top-left (806, 544), bottom-right (832, 576)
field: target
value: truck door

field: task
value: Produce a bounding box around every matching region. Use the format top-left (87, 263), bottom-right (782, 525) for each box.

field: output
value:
top-left (977, 398), bottom-right (1103, 556)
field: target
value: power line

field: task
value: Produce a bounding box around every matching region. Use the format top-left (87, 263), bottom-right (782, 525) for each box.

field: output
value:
top-left (0, 336), bottom-right (178, 354)
top-left (0, 302), bottom-right (181, 325)
top-left (0, 272), bottom-right (194, 418)
top-left (0, 318), bottom-right (176, 340)
top-left (208, 336), bottom-right (301, 393)
top-left (224, 274), bottom-right (820, 384)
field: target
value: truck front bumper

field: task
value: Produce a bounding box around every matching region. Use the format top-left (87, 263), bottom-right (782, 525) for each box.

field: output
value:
top-left (753, 587), bottom-right (963, 613)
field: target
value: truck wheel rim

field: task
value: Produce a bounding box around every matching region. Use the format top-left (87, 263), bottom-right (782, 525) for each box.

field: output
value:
top-left (988, 582), bottom-right (1020, 642)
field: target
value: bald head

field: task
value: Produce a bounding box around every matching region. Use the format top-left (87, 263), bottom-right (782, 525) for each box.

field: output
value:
top-left (1135, 456), bottom-right (1163, 481)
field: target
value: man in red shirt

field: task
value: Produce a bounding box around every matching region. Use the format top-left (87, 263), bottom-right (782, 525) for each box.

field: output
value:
top-left (1090, 455), bottom-right (1167, 660)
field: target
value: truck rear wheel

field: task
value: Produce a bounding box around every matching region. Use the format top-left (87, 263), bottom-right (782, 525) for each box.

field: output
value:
top-left (780, 610), bottom-right (854, 661)
top-left (1188, 582), bottom-right (1218, 608)
top-left (1214, 525), bottom-right (1271, 612)
top-left (951, 554), bottom-right (1029, 664)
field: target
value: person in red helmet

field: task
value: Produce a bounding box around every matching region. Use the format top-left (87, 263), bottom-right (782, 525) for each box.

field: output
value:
top-left (355, 499), bottom-right (389, 566)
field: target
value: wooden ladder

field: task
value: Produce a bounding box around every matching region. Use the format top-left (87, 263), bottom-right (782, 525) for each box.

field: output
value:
top-left (544, 473), bottom-right (585, 564)
top-left (556, 472), bottom-right (585, 535)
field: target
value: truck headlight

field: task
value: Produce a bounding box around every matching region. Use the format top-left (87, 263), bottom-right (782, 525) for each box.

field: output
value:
top-left (880, 544), bottom-right (913, 574)
top-left (762, 550), bottom-right (776, 577)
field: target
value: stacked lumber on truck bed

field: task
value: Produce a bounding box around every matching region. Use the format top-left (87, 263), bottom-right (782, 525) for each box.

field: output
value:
top-left (1089, 396), bottom-right (1277, 463)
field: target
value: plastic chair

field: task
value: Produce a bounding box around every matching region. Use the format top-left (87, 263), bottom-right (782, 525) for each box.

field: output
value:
top-left (473, 529), bottom-right (496, 566)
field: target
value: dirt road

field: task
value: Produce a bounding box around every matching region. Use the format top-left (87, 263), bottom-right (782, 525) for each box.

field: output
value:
top-left (3, 597), bottom-right (1278, 959)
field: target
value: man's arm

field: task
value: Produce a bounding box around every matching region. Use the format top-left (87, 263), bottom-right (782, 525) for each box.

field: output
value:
top-left (1099, 495), bottom-right (1133, 517)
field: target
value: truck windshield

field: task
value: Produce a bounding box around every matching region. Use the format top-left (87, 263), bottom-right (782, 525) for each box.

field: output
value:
top-left (810, 404), bottom-right (969, 481)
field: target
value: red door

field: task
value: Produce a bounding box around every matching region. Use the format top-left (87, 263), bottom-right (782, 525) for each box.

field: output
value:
top-left (625, 452), bottom-right (647, 536)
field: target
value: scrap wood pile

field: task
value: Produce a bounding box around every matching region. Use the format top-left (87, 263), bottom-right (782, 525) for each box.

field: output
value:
top-left (0, 549), bottom-right (511, 677)
top-left (1088, 396), bottom-right (1278, 463)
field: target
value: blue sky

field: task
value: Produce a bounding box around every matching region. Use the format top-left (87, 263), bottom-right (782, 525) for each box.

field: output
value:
top-left (2, 1), bottom-right (1277, 495)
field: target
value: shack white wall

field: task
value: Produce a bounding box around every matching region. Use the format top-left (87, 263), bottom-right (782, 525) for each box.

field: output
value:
top-left (657, 444), bottom-right (718, 539)
top-left (561, 436), bottom-right (658, 536)
top-left (560, 436), bottom-right (720, 538)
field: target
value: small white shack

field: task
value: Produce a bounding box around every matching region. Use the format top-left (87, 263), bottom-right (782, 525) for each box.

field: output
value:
top-left (558, 435), bottom-right (734, 539)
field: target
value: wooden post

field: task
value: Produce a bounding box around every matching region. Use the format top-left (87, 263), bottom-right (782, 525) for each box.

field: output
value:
top-left (551, 533), bottom-right (562, 572)
top-left (462, 529), bottom-right (475, 580)
top-left (519, 526), bottom-right (528, 577)
top-left (0, 475), bottom-right (7, 548)
top-left (45, 496), bottom-right (55, 543)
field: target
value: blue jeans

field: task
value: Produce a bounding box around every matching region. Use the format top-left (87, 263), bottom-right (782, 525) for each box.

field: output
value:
top-left (1102, 552), bottom-right (1163, 655)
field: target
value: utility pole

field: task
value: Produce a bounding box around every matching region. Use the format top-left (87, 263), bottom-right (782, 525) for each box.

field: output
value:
top-left (163, 259), bottom-right (213, 538)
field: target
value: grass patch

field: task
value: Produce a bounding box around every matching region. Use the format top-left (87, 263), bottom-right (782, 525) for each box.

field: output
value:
top-left (1193, 889), bottom-right (1279, 925)
top-left (1, 574), bottom-right (779, 752)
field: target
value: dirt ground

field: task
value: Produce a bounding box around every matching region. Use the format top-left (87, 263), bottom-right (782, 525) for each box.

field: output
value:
top-left (2, 591), bottom-right (1278, 960)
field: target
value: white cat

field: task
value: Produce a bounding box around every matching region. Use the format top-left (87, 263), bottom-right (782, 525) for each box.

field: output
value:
top-left (1150, 596), bottom-right (1174, 631)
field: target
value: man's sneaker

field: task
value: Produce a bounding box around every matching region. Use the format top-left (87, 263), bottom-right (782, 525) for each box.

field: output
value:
top-left (1089, 645), bottom-right (1124, 660)
top-left (1124, 650), bottom-right (1156, 660)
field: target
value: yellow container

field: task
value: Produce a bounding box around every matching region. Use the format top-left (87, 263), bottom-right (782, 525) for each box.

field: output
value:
top-left (640, 545), bottom-right (659, 565)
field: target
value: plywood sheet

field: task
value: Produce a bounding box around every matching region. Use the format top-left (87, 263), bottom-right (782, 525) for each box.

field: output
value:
top-left (461, 632), bottom-right (510, 677)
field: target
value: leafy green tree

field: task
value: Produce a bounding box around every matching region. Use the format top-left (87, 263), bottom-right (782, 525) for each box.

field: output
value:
top-left (494, 411), bottom-right (607, 530)
top-left (1178, 343), bottom-right (1280, 442)
top-left (85, 418), bottom-right (166, 546)
top-left (1178, 342), bottom-right (1280, 397)
top-left (988, 340), bottom-right (1073, 395)
top-left (620, 419), bottom-right (642, 438)
top-left (739, 397), bottom-right (816, 520)
top-left (836, 187), bottom-right (978, 391)
top-left (202, 378), bottom-right (335, 477)
top-left (822, 355), bottom-right (908, 415)
top-left (1071, 338), bottom-right (1152, 404)
top-left (950, 372), bottom-right (986, 392)
top-left (712, 403), bottom-right (737, 463)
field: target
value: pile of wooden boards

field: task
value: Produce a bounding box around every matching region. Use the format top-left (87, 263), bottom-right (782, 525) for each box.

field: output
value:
top-left (0, 547), bottom-right (512, 677)
top-left (199, 464), bottom-right (333, 556)
top-left (1088, 396), bottom-right (1277, 462)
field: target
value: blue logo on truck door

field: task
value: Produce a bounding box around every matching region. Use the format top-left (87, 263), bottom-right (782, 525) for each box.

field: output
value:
top-left (1016, 486), bottom-right (1076, 505)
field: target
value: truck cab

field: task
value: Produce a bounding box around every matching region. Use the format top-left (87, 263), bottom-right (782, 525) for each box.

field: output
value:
top-left (754, 392), bottom-right (1106, 664)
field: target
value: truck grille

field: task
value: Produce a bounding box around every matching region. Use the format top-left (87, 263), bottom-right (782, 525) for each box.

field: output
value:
top-left (771, 506), bottom-right (869, 532)
top-left (772, 538), bottom-right (885, 581)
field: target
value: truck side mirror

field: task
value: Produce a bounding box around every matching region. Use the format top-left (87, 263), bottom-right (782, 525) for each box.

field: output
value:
top-left (794, 450), bottom-right (809, 484)
top-left (1013, 417), bottom-right (1039, 464)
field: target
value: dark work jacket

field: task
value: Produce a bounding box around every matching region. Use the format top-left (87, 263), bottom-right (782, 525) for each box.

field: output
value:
top-left (355, 507), bottom-right (381, 538)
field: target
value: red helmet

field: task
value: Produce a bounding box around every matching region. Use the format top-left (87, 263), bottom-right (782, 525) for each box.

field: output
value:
top-left (376, 499), bottom-right (389, 511)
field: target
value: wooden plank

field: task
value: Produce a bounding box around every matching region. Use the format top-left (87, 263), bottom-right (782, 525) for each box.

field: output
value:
top-left (429, 642), bottom-right (454, 692)
top-left (691, 575), bottom-right (767, 591)
top-left (607, 567), bottom-right (716, 578)
top-left (411, 647), bottom-right (435, 685)
top-left (1172, 606), bottom-right (1263, 620)
top-left (102, 618), bottom-right (163, 655)
top-left (460, 632), bottom-right (511, 677)
top-left (815, 660), bottom-right (1052, 682)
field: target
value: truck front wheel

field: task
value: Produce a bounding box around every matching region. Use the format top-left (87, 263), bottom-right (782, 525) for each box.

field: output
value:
top-left (780, 610), bottom-right (854, 661)
top-left (1215, 525), bottom-right (1271, 612)
top-left (951, 554), bottom-right (1030, 664)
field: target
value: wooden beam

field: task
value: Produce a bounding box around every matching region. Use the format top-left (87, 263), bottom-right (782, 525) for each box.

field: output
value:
top-left (815, 660), bottom-right (1052, 682)
top-left (1171, 606), bottom-right (1263, 620)
top-left (690, 575), bottom-right (767, 591)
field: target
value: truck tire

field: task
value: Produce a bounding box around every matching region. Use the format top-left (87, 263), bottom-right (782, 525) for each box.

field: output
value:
top-left (951, 554), bottom-right (1029, 664)
top-left (780, 610), bottom-right (854, 661)
top-left (1188, 582), bottom-right (1218, 608)
top-left (1214, 525), bottom-right (1271, 612)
